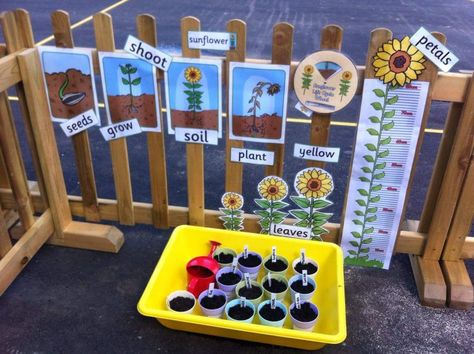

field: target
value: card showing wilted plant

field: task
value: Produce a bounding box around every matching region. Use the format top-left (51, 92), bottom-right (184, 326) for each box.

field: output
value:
top-left (219, 192), bottom-right (244, 231)
top-left (254, 176), bottom-right (289, 234)
top-left (290, 167), bottom-right (334, 241)
top-left (164, 57), bottom-right (222, 136)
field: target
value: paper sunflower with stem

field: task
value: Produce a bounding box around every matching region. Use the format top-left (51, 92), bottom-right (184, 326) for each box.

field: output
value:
top-left (373, 36), bottom-right (425, 87)
top-left (219, 192), bottom-right (244, 231)
top-left (254, 176), bottom-right (289, 234)
top-left (290, 167), bottom-right (334, 241)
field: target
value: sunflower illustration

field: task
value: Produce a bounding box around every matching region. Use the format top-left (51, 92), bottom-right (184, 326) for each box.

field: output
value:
top-left (295, 168), bottom-right (334, 199)
top-left (304, 65), bottom-right (314, 75)
top-left (301, 65), bottom-right (314, 94)
top-left (373, 36), bottom-right (425, 87)
top-left (258, 176), bottom-right (288, 201)
top-left (222, 192), bottom-right (243, 210)
top-left (342, 71), bottom-right (352, 80)
top-left (184, 66), bottom-right (202, 83)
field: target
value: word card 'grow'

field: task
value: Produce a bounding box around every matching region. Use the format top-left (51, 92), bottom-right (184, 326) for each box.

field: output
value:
top-left (340, 79), bottom-right (428, 269)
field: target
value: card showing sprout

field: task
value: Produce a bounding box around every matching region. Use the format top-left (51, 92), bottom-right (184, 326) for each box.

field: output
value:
top-left (229, 62), bottom-right (290, 144)
top-left (290, 167), bottom-right (333, 241)
top-left (254, 176), bottom-right (289, 234)
top-left (219, 192), bottom-right (244, 231)
top-left (99, 52), bottom-right (161, 132)
top-left (38, 46), bottom-right (99, 123)
top-left (164, 57), bottom-right (222, 136)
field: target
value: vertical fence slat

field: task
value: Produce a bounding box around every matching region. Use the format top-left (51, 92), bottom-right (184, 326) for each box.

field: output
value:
top-left (264, 22), bottom-right (293, 177)
top-left (136, 14), bottom-right (169, 228)
top-left (225, 19), bottom-right (246, 194)
top-left (0, 205), bottom-right (12, 258)
top-left (307, 25), bottom-right (343, 169)
top-left (93, 13), bottom-right (134, 225)
top-left (338, 28), bottom-right (392, 243)
top-left (0, 93), bottom-right (35, 229)
top-left (422, 71), bottom-right (474, 260)
top-left (181, 16), bottom-right (205, 226)
top-left (17, 48), bottom-right (73, 237)
top-left (51, 10), bottom-right (101, 222)
top-left (0, 10), bottom-right (48, 205)
top-left (0, 44), bottom-right (10, 191)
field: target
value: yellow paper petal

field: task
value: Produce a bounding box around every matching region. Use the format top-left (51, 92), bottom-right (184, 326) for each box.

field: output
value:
top-left (376, 51), bottom-right (391, 61)
top-left (373, 59), bottom-right (389, 68)
top-left (400, 36), bottom-right (410, 51)
top-left (395, 73), bottom-right (406, 86)
top-left (410, 61), bottom-right (425, 71)
top-left (392, 39), bottom-right (401, 51)
top-left (411, 51), bottom-right (424, 62)
top-left (405, 67), bottom-right (417, 80)
top-left (383, 71), bottom-right (395, 84)
top-left (383, 43), bottom-right (395, 55)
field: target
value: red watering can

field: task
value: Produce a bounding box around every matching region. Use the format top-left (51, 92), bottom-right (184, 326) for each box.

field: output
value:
top-left (186, 241), bottom-right (221, 297)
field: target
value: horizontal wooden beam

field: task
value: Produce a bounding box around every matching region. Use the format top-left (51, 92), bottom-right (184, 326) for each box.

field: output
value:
top-left (0, 51), bottom-right (21, 92)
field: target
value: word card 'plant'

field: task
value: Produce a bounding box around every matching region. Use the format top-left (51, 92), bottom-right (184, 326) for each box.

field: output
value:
top-left (254, 176), bottom-right (288, 234)
top-left (219, 192), bottom-right (244, 231)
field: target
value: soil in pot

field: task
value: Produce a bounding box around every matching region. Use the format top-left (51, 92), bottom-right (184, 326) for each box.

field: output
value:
top-left (200, 294), bottom-right (226, 309)
top-left (237, 285), bottom-right (262, 299)
top-left (238, 254), bottom-right (261, 267)
top-left (290, 279), bottom-right (315, 294)
top-left (264, 259), bottom-right (287, 272)
top-left (259, 303), bottom-right (285, 321)
top-left (228, 304), bottom-right (254, 320)
top-left (290, 302), bottom-right (318, 322)
top-left (218, 272), bottom-right (241, 285)
top-left (294, 261), bottom-right (318, 274)
top-left (214, 253), bottom-right (234, 264)
top-left (263, 279), bottom-right (287, 293)
top-left (169, 296), bottom-right (195, 312)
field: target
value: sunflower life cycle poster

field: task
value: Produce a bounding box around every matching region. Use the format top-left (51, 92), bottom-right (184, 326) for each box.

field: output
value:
top-left (164, 57), bottom-right (222, 145)
top-left (340, 37), bottom-right (429, 269)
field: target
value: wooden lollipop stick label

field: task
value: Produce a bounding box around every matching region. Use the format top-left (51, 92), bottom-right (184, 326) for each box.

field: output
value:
top-left (295, 293), bottom-right (301, 309)
top-left (271, 293), bottom-right (276, 309)
top-left (243, 245), bottom-right (249, 259)
top-left (271, 247), bottom-right (277, 262)
top-left (302, 270), bottom-right (308, 286)
top-left (232, 257), bottom-right (238, 273)
top-left (300, 249), bottom-right (306, 265)
top-left (244, 273), bottom-right (251, 288)
top-left (208, 282), bottom-right (214, 297)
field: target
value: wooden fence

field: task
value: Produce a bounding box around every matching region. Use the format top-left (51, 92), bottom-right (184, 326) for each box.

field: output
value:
top-left (0, 9), bottom-right (472, 309)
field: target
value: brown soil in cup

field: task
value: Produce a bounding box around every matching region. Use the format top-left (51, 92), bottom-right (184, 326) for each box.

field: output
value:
top-left (214, 253), bottom-right (234, 264)
top-left (232, 114), bottom-right (282, 139)
top-left (200, 294), bottom-right (226, 309)
top-left (290, 302), bottom-right (318, 322)
top-left (171, 109), bottom-right (218, 130)
top-left (290, 279), bottom-right (315, 294)
top-left (238, 254), bottom-right (261, 268)
top-left (264, 259), bottom-right (287, 272)
top-left (45, 69), bottom-right (94, 119)
top-left (263, 279), bottom-right (287, 293)
top-left (169, 296), bottom-right (195, 312)
top-left (237, 285), bottom-right (262, 300)
top-left (259, 303), bottom-right (285, 321)
top-left (228, 304), bottom-right (254, 321)
top-left (218, 272), bottom-right (241, 286)
top-left (294, 261), bottom-right (318, 275)
top-left (107, 94), bottom-right (158, 127)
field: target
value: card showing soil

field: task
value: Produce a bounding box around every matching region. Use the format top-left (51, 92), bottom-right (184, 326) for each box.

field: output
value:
top-left (38, 46), bottom-right (99, 123)
top-left (229, 62), bottom-right (289, 144)
top-left (165, 57), bottom-right (222, 138)
top-left (99, 52), bottom-right (161, 133)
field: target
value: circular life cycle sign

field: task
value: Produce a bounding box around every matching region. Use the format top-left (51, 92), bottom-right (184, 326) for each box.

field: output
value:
top-left (294, 50), bottom-right (358, 114)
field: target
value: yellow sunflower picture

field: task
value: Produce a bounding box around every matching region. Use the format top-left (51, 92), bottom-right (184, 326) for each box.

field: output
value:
top-left (304, 65), bottom-right (314, 75)
top-left (295, 168), bottom-right (334, 199)
top-left (301, 64), bottom-right (314, 94)
top-left (222, 192), bottom-right (243, 210)
top-left (184, 66), bottom-right (202, 83)
top-left (373, 36), bottom-right (425, 87)
top-left (258, 176), bottom-right (288, 201)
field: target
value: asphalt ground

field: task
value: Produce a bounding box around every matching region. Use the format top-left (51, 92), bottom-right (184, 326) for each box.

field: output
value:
top-left (0, 0), bottom-right (473, 353)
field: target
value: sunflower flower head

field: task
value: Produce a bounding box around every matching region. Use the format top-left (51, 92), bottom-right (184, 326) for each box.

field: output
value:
top-left (304, 65), bottom-right (314, 75)
top-left (222, 192), bottom-right (243, 210)
top-left (295, 168), bottom-right (334, 199)
top-left (373, 36), bottom-right (425, 87)
top-left (258, 176), bottom-right (288, 201)
top-left (184, 66), bottom-right (202, 83)
top-left (342, 71), bottom-right (352, 81)
top-left (266, 83), bottom-right (281, 96)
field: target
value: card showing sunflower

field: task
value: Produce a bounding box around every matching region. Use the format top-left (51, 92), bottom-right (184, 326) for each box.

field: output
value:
top-left (219, 192), bottom-right (244, 231)
top-left (290, 167), bottom-right (334, 241)
top-left (254, 176), bottom-right (289, 234)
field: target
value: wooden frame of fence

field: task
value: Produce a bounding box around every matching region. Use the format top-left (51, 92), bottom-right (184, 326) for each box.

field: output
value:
top-left (0, 9), bottom-right (472, 309)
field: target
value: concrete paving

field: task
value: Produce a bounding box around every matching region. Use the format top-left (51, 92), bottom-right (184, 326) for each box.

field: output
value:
top-left (0, 0), bottom-right (473, 352)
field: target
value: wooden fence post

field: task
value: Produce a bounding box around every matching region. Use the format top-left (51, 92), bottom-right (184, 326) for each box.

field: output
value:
top-left (51, 10), bottom-right (101, 222)
top-left (181, 16), bottom-right (205, 226)
top-left (265, 22), bottom-right (294, 177)
top-left (307, 25), bottom-right (343, 169)
top-left (0, 205), bottom-right (12, 258)
top-left (93, 13), bottom-right (135, 225)
top-left (136, 14), bottom-right (170, 229)
top-left (225, 19), bottom-right (246, 194)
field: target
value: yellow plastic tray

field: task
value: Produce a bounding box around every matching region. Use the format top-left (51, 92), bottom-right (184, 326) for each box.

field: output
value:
top-left (137, 225), bottom-right (346, 350)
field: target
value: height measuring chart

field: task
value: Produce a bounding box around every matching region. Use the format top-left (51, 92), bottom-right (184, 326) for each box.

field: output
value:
top-left (341, 79), bottom-right (429, 269)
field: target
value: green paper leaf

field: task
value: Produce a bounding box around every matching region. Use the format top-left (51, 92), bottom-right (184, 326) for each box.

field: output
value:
top-left (384, 110), bottom-right (395, 118)
top-left (373, 88), bottom-right (385, 97)
top-left (358, 189), bottom-right (369, 196)
top-left (365, 143), bottom-right (377, 151)
top-left (311, 226), bottom-right (328, 235)
top-left (290, 210), bottom-right (309, 220)
top-left (193, 83), bottom-right (202, 89)
top-left (369, 116), bottom-right (380, 123)
top-left (362, 238), bottom-right (373, 244)
top-left (122, 78), bottom-right (130, 85)
top-left (359, 177), bottom-right (370, 182)
top-left (255, 199), bottom-right (271, 209)
top-left (361, 166), bottom-right (372, 173)
top-left (354, 210), bottom-right (364, 216)
top-left (295, 220), bottom-right (309, 227)
top-left (371, 102), bottom-right (383, 110)
top-left (349, 241), bottom-right (359, 247)
top-left (351, 231), bottom-right (362, 239)
top-left (183, 82), bottom-right (194, 89)
top-left (129, 67), bottom-right (137, 74)
top-left (364, 227), bottom-right (374, 234)
top-left (367, 128), bottom-right (379, 136)
top-left (366, 215), bottom-right (377, 222)
top-left (371, 184), bottom-right (383, 192)
top-left (383, 121), bottom-right (394, 130)
top-left (119, 65), bottom-right (128, 74)
top-left (272, 201), bottom-right (289, 209)
top-left (364, 155), bottom-right (375, 163)
top-left (353, 219), bottom-right (363, 225)
top-left (370, 195), bottom-right (381, 203)
top-left (380, 137), bottom-right (391, 145)
top-left (290, 196), bottom-right (311, 209)
top-left (367, 207), bottom-right (377, 213)
top-left (356, 199), bottom-right (366, 207)
top-left (348, 250), bottom-right (357, 255)
top-left (312, 199), bottom-right (332, 208)
top-left (387, 95), bottom-right (399, 104)
top-left (254, 210), bottom-right (270, 218)
top-left (374, 172), bottom-right (385, 180)
top-left (374, 162), bottom-right (386, 170)
top-left (360, 247), bottom-right (370, 253)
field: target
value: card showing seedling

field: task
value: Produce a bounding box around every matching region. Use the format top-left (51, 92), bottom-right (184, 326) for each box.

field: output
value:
top-left (98, 52), bottom-right (161, 132)
top-left (164, 57), bottom-right (222, 137)
top-left (229, 62), bottom-right (290, 144)
top-left (38, 46), bottom-right (99, 123)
